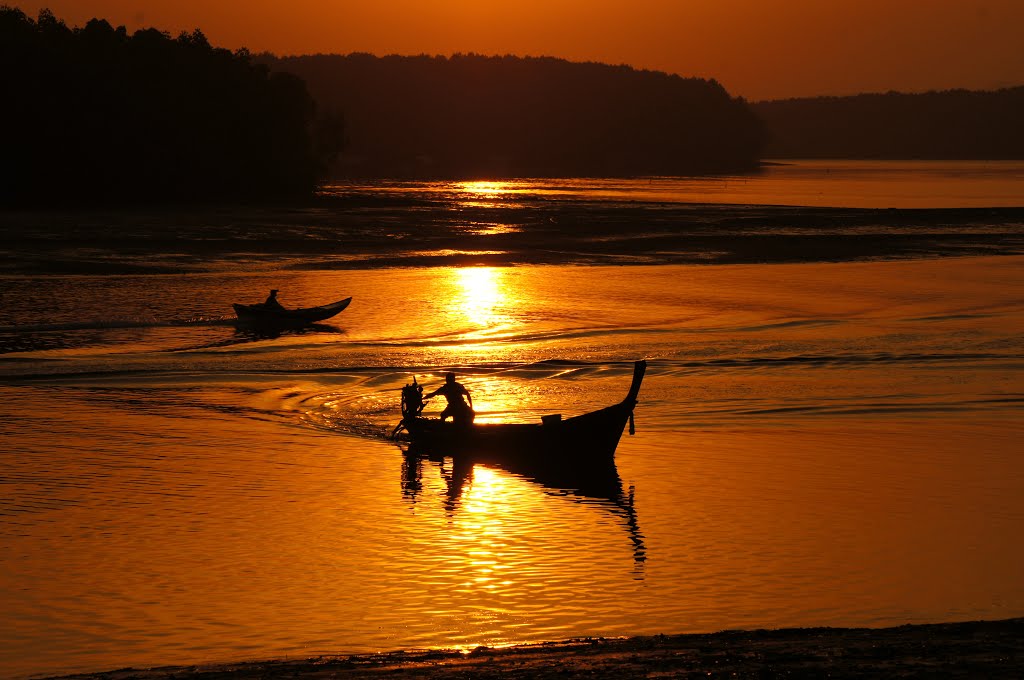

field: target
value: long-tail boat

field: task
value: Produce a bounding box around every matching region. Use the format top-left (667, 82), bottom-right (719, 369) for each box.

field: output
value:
top-left (232, 296), bottom-right (352, 327)
top-left (394, 360), bottom-right (647, 461)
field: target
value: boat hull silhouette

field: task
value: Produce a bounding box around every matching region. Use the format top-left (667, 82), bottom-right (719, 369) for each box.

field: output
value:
top-left (232, 296), bottom-right (352, 326)
top-left (401, 360), bottom-right (647, 461)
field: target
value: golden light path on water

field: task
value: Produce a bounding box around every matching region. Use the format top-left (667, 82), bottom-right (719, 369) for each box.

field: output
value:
top-left (435, 266), bottom-right (519, 421)
top-left (457, 467), bottom-right (513, 594)
top-left (454, 266), bottom-right (507, 329)
top-left (453, 180), bottom-right (523, 214)
top-left (458, 181), bottom-right (510, 197)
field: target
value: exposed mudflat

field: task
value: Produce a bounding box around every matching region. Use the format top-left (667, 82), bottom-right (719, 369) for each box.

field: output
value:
top-left (50, 618), bottom-right (1024, 679)
top-left (3, 198), bottom-right (1023, 275)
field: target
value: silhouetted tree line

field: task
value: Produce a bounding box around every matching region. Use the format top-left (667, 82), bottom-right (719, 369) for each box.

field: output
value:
top-left (753, 87), bottom-right (1024, 159)
top-left (0, 7), bottom-right (343, 204)
top-left (259, 53), bottom-right (765, 178)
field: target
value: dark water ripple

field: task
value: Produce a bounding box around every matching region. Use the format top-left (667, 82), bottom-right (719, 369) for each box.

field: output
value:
top-left (3, 199), bottom-right (1024, 276)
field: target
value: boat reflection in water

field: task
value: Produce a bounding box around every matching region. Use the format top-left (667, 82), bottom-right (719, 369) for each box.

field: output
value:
top-left (400, 447), bottom-right (646, 570)
top-left (230, 322), bottom-right (345, 343)
top-left (171, 322), bottom-right (346, 352)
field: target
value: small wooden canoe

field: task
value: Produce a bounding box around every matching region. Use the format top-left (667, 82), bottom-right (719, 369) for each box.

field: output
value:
top-left (398, 360), bottom-right (646, 461)
top-left (232, 296), bottom-right (352, 326)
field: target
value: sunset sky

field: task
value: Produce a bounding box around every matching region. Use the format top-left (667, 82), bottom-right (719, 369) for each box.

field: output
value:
top-left (13, 0), bottom-right (1024, 101)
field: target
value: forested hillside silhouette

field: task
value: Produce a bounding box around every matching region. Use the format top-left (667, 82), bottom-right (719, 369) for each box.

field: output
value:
top-left (1, 7), bottom-right (343, 205)
top-left (261, 53), bottom-right (765, 178)
top-left (754, 87), bottom-right (1024, 159)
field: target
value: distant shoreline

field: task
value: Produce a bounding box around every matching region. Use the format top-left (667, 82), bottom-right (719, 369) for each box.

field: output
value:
top-left (45, 617), bottom-right (1024, 679)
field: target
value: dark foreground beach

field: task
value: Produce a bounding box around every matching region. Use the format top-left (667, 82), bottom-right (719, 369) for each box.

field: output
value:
top-left (51, 618), bottom-right (1024, 679)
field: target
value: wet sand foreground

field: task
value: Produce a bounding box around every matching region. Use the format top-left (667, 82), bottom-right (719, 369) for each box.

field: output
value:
top-left (53, 618), bottom-right (1024, 679)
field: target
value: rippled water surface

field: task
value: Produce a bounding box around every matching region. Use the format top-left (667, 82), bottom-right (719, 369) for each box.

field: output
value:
top-left (2, 253), bottom-right (1023, 678)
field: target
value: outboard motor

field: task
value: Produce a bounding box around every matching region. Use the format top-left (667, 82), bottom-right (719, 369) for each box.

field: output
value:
top-left (392, 377), bottom-right (425, 440)
top-left (400, 377), bottom-right (425, 419)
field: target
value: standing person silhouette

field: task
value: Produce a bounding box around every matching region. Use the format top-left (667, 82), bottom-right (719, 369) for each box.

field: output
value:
top-left (425, 373), bottom-right (475, 424)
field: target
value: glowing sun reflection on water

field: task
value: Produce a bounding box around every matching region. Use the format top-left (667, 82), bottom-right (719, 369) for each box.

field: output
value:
top-left (458, 180), bottom-right (512, 196)
top-left (452, 466), bottom-right (522, 596)
top-left (453, 267), bottom-right (509, 329)
top-left (454, 180), bottom-right (525, 209)
top-left (419, 266), bottom-right (522, 418)
top-left (460, 468), bottom-right (505, 588)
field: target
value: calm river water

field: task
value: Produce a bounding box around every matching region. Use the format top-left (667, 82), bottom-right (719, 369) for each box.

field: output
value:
top-left (2, 162), bottom-right (1023, 678)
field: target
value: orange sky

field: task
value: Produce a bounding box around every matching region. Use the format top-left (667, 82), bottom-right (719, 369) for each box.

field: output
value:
top-left (13, 0), bottom-right (1024, 101)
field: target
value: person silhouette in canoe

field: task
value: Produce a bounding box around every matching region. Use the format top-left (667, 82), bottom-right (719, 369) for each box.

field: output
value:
top-left (263, 289), bottom-right (284, 310)
top-left (425, 373), bottom-right (475, 424)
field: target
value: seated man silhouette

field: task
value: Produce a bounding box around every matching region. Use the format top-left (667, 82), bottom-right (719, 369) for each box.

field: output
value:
top-left (263, 289), bottom-right (284, 309)
top-left (425, 372), bottom-right (475, 424)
